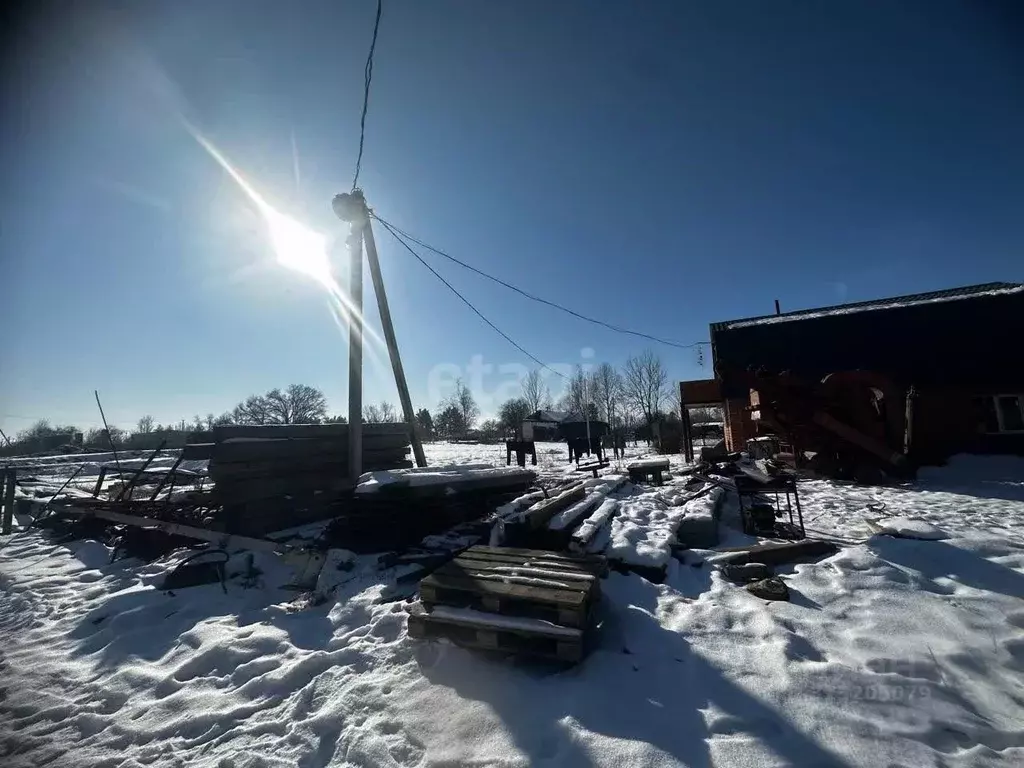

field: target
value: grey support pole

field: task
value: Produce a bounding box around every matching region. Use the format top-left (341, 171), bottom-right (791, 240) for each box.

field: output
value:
top-left (362, 215), bottom-right (427, 468)
top-left (348, 223), bottom-right (364, 483)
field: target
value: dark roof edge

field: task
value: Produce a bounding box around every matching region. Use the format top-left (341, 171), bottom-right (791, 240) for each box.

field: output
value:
top-left (709, 281), bottom-right (1023, 333)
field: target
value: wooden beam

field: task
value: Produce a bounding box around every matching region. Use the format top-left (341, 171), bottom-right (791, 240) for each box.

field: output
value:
top-left (181, 443), bottom-right (215, 460)
top-left (1, 470), bottom-right (13, 535)
top-left (211, 422), bottom-right (409, 441)
top-left (114, 439), bottom-right (167, 501)
top-left (207, 438), bottom-right (409, 464)
top-left (57, 504), bottom-right (292, 553)
top-left (348, 225), bottom-right (364, 482)
top-left (523, 483), bottom-right (586, 529)
top-left (363, 218), bottom-right (427, 469)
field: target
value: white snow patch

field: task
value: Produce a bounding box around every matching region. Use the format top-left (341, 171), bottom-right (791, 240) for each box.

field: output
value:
top-left (870, 516), bottom-right (950, 540)
top-left (3, 445), bottom-right (1024, 768)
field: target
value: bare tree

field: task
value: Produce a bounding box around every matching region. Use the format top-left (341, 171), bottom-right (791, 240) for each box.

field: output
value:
top-left (136, 415), bottom-right (155, 434)
top-left (444, 379), bottom-right (479, 431)
top-left (233, 394), bottom-right (271, 425)
top-left (591, 363), bottom-right (623, 423)
top-left (232, 384), bottom-right (328, 425)
top-left (521, 369), bottom-right (551, 414)
top-left (363, 402), bottom-right (398, 423)
top-left (689, 406), bottom-right (723, 424)
top-left (621, 350), bottom-right (669, 425)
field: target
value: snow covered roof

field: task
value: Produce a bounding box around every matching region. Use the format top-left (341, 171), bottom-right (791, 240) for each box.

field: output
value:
top-left (712, 282), bottom-right (1024, 332)
top-left (525, 410), bottom-right (570, 424)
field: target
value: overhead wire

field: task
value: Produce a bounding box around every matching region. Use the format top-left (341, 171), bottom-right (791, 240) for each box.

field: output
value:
top-left (351, 0), bottom-right (383, 191)
top-left (376, 218), bottom-right (567, 379)
top-left (371, 213), bottom-right (710, 350)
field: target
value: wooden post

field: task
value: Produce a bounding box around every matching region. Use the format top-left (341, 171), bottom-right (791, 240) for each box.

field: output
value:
top-left (903, 385), bottom-right (916, 459)
top-left (115, 439), bottom-right (167, 501)
top-left (679, 381), bottom-right (694, 464)
top-left (348, 223), bottom-right (364, 483)
top-left (362, 216), bottom-right (427, 468)
top-left (682, 405), bottom-right (694, 464)
top-left (2, 469), bottom-right (15, 535)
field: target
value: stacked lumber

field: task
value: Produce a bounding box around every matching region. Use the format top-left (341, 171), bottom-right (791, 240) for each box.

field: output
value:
top-left (325, 467), bottom-right (536, 553)
top-left (188, 423), bottom-right (412, 536)
top-left (207, 423), bottom-right (410, 499)
top-left (407, 545), bottom-right (606, 662)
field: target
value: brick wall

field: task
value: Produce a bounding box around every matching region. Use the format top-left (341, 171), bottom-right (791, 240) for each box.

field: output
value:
top-left (724, 395), bottom-right (754, 452)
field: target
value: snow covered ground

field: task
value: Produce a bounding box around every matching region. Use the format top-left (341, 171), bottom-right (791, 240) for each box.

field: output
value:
top-left (2, 447), bottom-right (1023, 767)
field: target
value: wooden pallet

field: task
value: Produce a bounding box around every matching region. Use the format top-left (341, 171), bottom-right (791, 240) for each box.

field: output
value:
top-left (418, 545), bottom-right (603, 629)
top-left (406, 602), bottom-right (584, 662)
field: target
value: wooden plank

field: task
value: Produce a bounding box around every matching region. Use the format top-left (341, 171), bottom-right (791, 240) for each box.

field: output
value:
top-left (453, 548), bottom-right (606, 577)
top-left (418, 582), bottom-right (589, 629)
top-left (421, 570), bottom-right (587, 606)
top-left (627, 457), bottom-right (670, 470)
top-left (211, 438), bottom-right (409, 464)
top-left (449, 557), bottom-right (597, 583)
top-left (452, 552), bottom-right (597, 576)
top-left (214, 474), bottom-right (355, 503)
top-left (715, 539), bottom-right (838, 566)
top-left (213, 422), bottom-right (409, 441)
top-left (467, 544), bottom-right (596, 562)
top-left (356, 471), bottom-right (536, 500)
top-left (51, 504), bottom-right (291, 553)
top-left (181, 443), bottom-right (215, 460)
top-left (523, 484), bottom-right (586, 529)
top-left (406, 605), bottom-right (583, 662)
top-left (209, 451), bottom-right (409, 480)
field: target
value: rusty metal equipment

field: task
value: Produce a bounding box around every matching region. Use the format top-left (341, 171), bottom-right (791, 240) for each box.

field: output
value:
top-left (747, 370), bottom-right (913, 481)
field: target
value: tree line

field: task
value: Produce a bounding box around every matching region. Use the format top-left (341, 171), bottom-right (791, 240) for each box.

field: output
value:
top-left (2, 350), bottom-right (718, 455)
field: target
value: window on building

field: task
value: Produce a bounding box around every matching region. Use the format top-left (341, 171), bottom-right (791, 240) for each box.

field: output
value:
top-left (973, 395), bottom-right (1024, 433)
top-left (997, 396), bottom-right (1024, 432)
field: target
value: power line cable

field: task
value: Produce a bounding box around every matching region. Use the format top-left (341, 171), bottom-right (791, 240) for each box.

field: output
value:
top-left (376, 218), bottom-right (567, 379)
top-left (371, 213), bottom-right (710, 350)
top-left (351, 0), bottom-right (383, 190)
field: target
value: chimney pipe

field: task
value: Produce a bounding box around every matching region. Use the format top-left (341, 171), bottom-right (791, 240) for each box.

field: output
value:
top-left (774, 299), bottom-right (781, 315)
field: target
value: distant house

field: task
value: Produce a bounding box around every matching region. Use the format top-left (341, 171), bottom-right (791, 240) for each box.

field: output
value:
top-left (680, 281), bottom-right (1024, 466)
top-left (522, 410), bottom-right (610, 442)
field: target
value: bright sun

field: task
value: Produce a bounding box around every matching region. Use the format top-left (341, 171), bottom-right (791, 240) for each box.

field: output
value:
top-left (261, 205), bottom-right (333, 289)
top-left (184, 123), bottom-right (334, 289)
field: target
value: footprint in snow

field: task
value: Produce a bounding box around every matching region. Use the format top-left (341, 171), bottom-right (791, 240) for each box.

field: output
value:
top-left (370, 614), bottom-right (404, 643)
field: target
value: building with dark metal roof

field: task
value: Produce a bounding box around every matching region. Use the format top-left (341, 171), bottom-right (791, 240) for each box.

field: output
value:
top-left (682, 281), bottom-right (1024, 467)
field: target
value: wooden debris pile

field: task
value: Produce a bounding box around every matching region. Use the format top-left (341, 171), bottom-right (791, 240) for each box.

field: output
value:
top-left (407, 545), bottom-right (606, 663)
top-left (325, 467), bottom-right (536, 553)
top-left (184, 422), bottom-right (413, 536)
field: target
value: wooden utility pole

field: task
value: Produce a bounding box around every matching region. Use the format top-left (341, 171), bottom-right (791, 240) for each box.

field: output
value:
top-left (362, 213), bottom-right (427, 468)
top-left (347, 223), bottom-right (364, 482)
top-left (333, 190), bottom-right (428, 477)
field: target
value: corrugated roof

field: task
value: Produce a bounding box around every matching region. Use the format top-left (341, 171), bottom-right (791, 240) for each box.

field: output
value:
top-left (711, 282), bottom-right (1024, 332)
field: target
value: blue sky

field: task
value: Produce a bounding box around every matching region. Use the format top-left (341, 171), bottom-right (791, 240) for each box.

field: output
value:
top-left (2, 1), bottom-right (1022, 434)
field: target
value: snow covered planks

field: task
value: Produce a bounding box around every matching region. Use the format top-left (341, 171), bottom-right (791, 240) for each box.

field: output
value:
top-left (604, 488), bottom-right (698, 582)
top-left (406, 603), bottom-right (585, 662)
top-left (325, 474), bottom-right (535, 553)
top-left (418, 545), bottom-right (604, 629)
top-left (521, 483), bottom-right (586, 529)
top-left (569, 498), bottom-right (620, 554)
top-left (674, 486), bottom-right (726, 548)
top-left (627, 457), bottom-right (670, 486)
